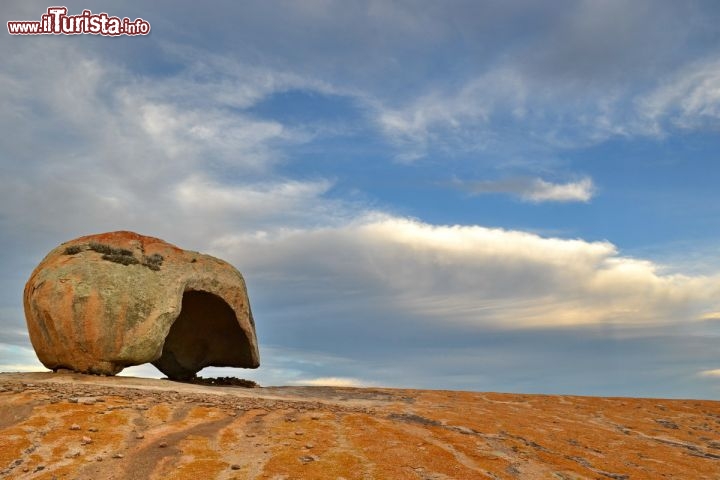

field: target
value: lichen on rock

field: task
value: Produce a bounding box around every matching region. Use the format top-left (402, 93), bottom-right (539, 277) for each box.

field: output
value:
top-left (23, 231), bottom-right (260, 380)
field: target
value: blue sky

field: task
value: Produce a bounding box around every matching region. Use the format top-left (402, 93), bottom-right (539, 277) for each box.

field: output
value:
top-left (2, 0), bottom-right (720, 398)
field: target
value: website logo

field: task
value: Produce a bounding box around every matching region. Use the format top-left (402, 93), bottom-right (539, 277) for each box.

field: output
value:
top-left (8, 6), bottom-right (150, 36)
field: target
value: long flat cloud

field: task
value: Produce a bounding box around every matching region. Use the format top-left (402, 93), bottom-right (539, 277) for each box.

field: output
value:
top-left (212, 215), bottom-right (720, 331)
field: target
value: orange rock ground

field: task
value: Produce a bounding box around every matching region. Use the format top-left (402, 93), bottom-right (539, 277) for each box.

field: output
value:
top-left (1, 372), bottom-right (719, 479)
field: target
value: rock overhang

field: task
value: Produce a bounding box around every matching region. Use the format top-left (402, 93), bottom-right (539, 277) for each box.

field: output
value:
top-left (23, 231), bottom-right (259, 379)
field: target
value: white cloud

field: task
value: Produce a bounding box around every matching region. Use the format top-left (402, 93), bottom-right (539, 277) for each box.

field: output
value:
top-left (0, 39), bottom-right (346, 250)
top-left (375, 67), bottom-right (527, 158)
top-left (698, 369), bottom-right (720, 378)
top-left (0, 39), bottom-right (319, 177)
top-left (458, 177), bottom-right (595, 203)
top-left (175, 175), bottom-right (334, 220)
top-left (638, 57), bottom-right (720, 133)
top-left (150, 43), bottom-right (345, 108)
top-left (214, 215), bottom-right (720, 330)
top-left (373, 54), bottom-right (720, 158)
top-left (523, 177), bottom-right (595, 203)
top-left (367, 24), bottom-right (719, 159)
top-left (131, 100), bottom-right (291, 171)
top-left (371, 64), bottom-right (647, 160)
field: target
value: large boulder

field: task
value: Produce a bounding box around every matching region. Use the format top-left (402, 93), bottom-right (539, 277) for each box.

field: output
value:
top-left (23, 231), bottom-right (259, 380)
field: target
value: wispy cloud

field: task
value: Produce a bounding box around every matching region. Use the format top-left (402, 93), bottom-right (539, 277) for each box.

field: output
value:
top-left (638, 57), bottom-right (720, 134)
top-left (174, 175), bottom-right (337, 227)
top-left (361, 2), bottom-right (720, 159)
top-left (0, 38), bottom-right (347, 250)
top-left (374, 67), bottom-right (528, 159)
top-left (456, 177), bottom-right (595, 203)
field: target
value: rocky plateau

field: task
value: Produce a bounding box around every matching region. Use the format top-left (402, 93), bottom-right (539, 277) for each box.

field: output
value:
top-left (1, 372), bottom-right (719, 479)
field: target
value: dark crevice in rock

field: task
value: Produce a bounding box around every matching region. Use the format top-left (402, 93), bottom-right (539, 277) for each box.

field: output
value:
top-left (153, 290), bottom-right (255, 381)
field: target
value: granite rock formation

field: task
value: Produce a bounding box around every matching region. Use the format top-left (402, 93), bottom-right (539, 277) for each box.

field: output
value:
top-left (2, 372), bottom-right (720, 479)
top-left (23, 231), bottom-right (259, 379)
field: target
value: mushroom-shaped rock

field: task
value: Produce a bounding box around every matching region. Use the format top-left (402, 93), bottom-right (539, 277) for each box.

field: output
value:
top-left (23, 231), bottom-right (259, 380)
